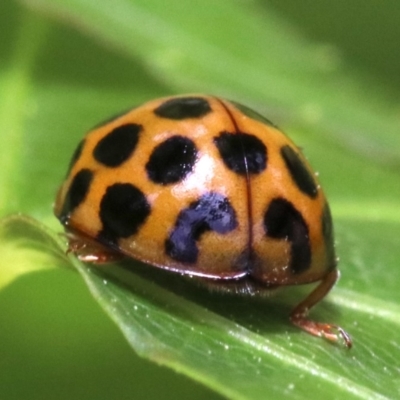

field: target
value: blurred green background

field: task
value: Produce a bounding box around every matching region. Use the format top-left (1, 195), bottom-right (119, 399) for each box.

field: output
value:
top-left (1, 0), bottom-right (399, 399)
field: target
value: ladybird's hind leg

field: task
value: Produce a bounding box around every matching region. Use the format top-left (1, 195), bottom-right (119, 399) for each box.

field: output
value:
top-left (290, 269), bottom-right (352, 348)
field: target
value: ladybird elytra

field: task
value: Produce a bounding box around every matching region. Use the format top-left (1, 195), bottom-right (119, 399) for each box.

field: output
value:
top-left (55, 94), bottom-right (351, 348)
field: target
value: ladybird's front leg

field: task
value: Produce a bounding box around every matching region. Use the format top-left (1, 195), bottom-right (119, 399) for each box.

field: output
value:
top-left (63, 231), bottom-right (125, 264)
top-left (290, 269), bottom-right (352, 348)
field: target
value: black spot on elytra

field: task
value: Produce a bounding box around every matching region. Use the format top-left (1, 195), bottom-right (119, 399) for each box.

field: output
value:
top-left (166, 192), bottom-right (238, 263)
top-left (146, 136), bottom-right (198, 185)
top-left (98, 183), bottom-right (151, 244)
top-left (214, 131), bottom-right (267, 175)
top-left (264, 198), bottom-right (311, 274)
top-left (281, 145), bottom-right (318, 198)
top-left (230, 101), bottom-right (277, 128)
top-left (322, 202), bottom-right (336, 269)
top-left (93, 124), bottom-right (141, 167)
top-left (154, 97), bottom-right (212, 120)
top-left (59, 169), bottom-right (94, 224)
top-left (66, 139), bottom-right (85, 175)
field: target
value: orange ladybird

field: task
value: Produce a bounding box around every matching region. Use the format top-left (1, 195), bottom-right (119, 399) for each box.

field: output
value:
top-left (54, 95), bottom-right (351, 348)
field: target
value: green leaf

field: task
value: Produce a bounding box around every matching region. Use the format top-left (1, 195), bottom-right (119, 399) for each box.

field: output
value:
top-left (1, 0), bottom-right (400, 399)
top-left (74, 255), bottom-right (400, 400)
top-left (4, 214), bottom-right (400, 399)
top-left (22, 0), bottom-right (400, 168)
top-left (0, 214), bottom-right (63, 288)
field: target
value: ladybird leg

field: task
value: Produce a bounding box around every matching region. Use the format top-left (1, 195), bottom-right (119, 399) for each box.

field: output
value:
top-left (290, 269), bottom-right (352, 348)
top-left (63, 232), bottom-right (125, 264)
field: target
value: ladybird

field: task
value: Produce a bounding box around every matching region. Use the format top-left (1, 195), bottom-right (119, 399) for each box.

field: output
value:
top-left (54, 95), bottom-right (351, 348)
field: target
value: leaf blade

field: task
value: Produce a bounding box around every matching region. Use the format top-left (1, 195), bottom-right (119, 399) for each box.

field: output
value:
top-left (21, 0), bottom-right (400, 167)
